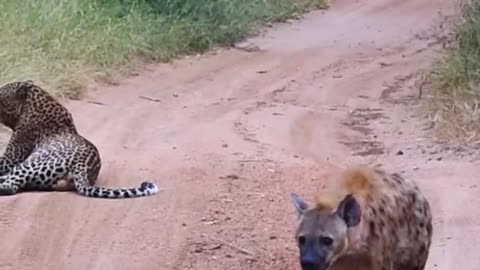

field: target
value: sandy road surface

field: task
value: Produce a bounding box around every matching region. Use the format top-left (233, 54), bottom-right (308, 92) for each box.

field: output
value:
top-left (0, 0), bottom-right (478, 269)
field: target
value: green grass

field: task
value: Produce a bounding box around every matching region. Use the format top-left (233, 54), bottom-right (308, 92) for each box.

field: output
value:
top-left (425, 0), bottom-right (480, 145)
top-left (0, 0), bottom-right (327, 99)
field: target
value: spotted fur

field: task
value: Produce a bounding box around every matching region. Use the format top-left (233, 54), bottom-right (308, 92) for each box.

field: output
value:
top-left (0, 80), bottom-right (159, 198)
top-left (290, 165), bottom-right (432, 270)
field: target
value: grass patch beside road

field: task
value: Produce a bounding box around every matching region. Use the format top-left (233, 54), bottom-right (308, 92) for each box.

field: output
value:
top-left (425, 0), bottom-right (480, 145)
top-left (0, 0), bottom-right (327, 98)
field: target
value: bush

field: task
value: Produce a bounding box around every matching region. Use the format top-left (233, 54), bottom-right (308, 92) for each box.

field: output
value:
top-left (0, 0), bottom-right (326, 98)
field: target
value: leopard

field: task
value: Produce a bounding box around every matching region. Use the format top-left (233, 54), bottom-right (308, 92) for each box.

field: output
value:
top-left (290, 165), bottom-right (433, 270)
top-left (0, 80), bottom-right (159, 198)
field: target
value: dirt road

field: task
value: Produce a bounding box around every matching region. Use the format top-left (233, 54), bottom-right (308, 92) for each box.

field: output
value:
top-left (0, 0), bottom-right (478, 269)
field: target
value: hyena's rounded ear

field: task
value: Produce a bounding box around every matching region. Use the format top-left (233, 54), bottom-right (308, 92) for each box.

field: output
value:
top-left (16, 80), bottom-right (34, 100)
top-left (290, 193), bottom-right (309, 218)
top-left (336, 194), bottom-right (361, 227)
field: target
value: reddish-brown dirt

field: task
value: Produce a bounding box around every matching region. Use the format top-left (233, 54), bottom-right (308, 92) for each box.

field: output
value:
top-left (0, 0), bottom-right (478, 269)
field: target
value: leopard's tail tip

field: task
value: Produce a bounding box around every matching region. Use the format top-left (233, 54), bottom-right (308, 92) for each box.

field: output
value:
top-left (140, 181), bottom-right (160, 196)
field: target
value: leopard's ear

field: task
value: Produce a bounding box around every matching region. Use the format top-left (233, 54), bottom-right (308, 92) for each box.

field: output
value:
top-left (15, 80), bottom-right (34, 100)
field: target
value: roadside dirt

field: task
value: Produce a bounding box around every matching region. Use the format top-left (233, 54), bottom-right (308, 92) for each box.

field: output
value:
top-left (0, 0), bottom-right (478, 269)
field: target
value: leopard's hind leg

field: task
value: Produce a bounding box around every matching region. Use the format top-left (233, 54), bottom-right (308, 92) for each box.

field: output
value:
top-left (0, 155), bottom-right (68, 195)
top-left (0, 172), bottom-right (26, 195)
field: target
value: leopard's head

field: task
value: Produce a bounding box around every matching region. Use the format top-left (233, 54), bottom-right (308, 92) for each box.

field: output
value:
top-left (0, 80), bottom-right (33, 129)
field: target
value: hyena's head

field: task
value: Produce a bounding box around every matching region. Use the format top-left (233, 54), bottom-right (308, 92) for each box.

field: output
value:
top-left (289, 193), bottom-right (361, 270)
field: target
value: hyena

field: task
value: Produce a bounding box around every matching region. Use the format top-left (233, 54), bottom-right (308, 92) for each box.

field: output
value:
top-left (290, 166), bottom-right (433, 270)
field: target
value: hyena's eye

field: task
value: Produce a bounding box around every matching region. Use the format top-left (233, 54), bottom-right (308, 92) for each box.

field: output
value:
top-left (298, 236), bottom-right (306, 246)
top-left (319, 236), bottom-right (333, 246)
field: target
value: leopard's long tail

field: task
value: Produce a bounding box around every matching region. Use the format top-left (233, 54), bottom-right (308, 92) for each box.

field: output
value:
top-left (70, 171), bottom-right (159, 199)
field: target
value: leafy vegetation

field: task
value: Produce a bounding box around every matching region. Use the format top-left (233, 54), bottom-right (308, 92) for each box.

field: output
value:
top-left (425, 0), bottom-right (480, 145)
